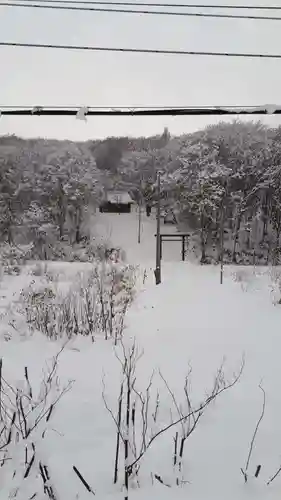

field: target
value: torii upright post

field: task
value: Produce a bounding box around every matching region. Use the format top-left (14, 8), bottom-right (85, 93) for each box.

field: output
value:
top-left (154, 172), bottom-right (161, 285)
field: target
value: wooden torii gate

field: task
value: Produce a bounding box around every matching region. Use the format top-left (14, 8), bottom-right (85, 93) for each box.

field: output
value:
top-left (155, 232), bottom-right (190, 261)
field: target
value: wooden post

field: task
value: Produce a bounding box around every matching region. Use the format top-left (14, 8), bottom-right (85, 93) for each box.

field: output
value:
top-left (138, 177), bottom-right (143, 244)
top-left (138, 202), bottom-right (141, 244)
top-left (181, 235), bottom-right (185, 261)
top-left (154, 172), bottom-right (161, 285)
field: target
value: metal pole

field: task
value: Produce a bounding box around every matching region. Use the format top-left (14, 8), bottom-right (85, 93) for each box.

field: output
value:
top-left (154, 172), bottom-right (161, 284)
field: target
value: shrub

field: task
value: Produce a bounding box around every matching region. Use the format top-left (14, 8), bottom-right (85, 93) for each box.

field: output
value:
top-left (21, 263), bottom-right (136, 341)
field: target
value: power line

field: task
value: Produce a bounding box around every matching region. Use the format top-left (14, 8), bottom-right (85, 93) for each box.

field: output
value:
top-left (2, 1), bottom-right (281, 20)
top-left (1, 105), bottom-right (281, 116)
top-left (5, 0), bottom-right (281, 10)
top-left (1, 41), bottom-right (281, 59)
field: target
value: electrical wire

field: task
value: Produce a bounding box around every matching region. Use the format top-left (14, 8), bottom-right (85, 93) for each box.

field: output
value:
top-left (1, 105), bottom-right (281, 115)
top-left (1, 41), bottom-right (281, 58)
top-left (4, 0), bottom-right (281, 10)
top-left (2, 1), bottom-right (281, 20)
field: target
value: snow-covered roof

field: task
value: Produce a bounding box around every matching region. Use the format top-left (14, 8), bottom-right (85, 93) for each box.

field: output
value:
top-left (106, 191), bottom-right (133, 204)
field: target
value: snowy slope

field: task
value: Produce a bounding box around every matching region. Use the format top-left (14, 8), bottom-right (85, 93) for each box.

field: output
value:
top-left (1, 212), bottom-right (281, 499)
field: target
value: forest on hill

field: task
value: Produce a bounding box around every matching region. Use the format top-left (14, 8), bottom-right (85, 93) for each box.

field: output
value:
top-left (1, 120), bottom-right (281, 265)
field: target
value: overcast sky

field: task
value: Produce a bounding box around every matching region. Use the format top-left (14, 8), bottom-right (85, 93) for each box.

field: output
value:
top-left (1, 0), bottom-right (281, 140)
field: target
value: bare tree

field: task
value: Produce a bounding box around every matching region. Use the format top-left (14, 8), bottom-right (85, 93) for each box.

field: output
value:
top-left (159, 367), bottom-right (200, 485)
top-left (93, 263), bottom-right (135, 342)
top-left (103, 343), bottom-right (245, 500)
top-left (0, 345), bottom-right (73, 499)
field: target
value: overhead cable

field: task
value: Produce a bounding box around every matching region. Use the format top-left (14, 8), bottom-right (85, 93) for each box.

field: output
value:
top-left (0, 105), bottom-right (281, 116)
top-left (1, 41), bottom-right (281, 59)
top-left (2, 1), bottom-right (281, 20)
top-left (4, 0), bottom-right (281, 10)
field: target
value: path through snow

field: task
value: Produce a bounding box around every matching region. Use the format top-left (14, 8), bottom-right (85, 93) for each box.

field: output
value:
top-left (91, 208), bottom-right (181, 266)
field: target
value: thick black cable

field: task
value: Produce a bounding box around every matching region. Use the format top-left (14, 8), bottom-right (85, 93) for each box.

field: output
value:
top-left (1, 41), bottom-right (281, 59)
top-left (2, 1), bottom-right (281, 20)
top-left (4, 0), bottom-right (281, 10)
top-left (1, 106), bottom-right (281, 116)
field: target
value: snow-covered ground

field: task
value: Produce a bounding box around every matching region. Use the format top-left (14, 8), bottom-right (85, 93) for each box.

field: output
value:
top-left (1, 211), bottom-right (281, 500)
top-left (91, 207), bottom-right (181, 265)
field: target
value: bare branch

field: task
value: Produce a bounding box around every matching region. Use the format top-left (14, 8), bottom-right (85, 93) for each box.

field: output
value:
top-left (154, 473), bottom-right (171, 488)
top-left (132, 371), bottom-right (155, 454)
top-left (128, 357), bottom-right (244, 472)
top-left (114, 380), bottom-right (124, 484)
top-left (101, 373), bottom-right (125, 445)
top-left (267, 464), bottom-right (281, 486)
top-left (46, 342), bottom-right (69, 384)
top-left (242, 384), bottom-right (266, 483)
top-left (159, 370), bottom-right (184, 434)
top-left (32, 381), bottom-right (73, 432)
top-left (0, 358), bottom-right (2, 422)
top-left (73, 465), bottom-right (95, 495)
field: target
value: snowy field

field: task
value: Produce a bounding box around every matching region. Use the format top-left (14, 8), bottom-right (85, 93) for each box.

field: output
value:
top-left (1, 211), bottom-right (281, 500)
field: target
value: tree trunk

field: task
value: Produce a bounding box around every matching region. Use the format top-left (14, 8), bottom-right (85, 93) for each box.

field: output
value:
top-left (57, 183), bottom-right (66, 239)
top-left (7, 222), bottom-right (13, 245)
top-left (232, 212), bottom-right (242, 263)
top-left (74, 206), bottom-right (83, 243)
top-left (220, 205), bottom-right (225, 284)
top-left (124, 374), bottom-right (131, 500)
top-left (75, 225), bottom-right (81, 244)
top-left (274, 226), bottom-right (281, 265)
top-left (200, 212), bottom-right (207, 264)
top-left (262, 193), bottom-right (270, 242)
